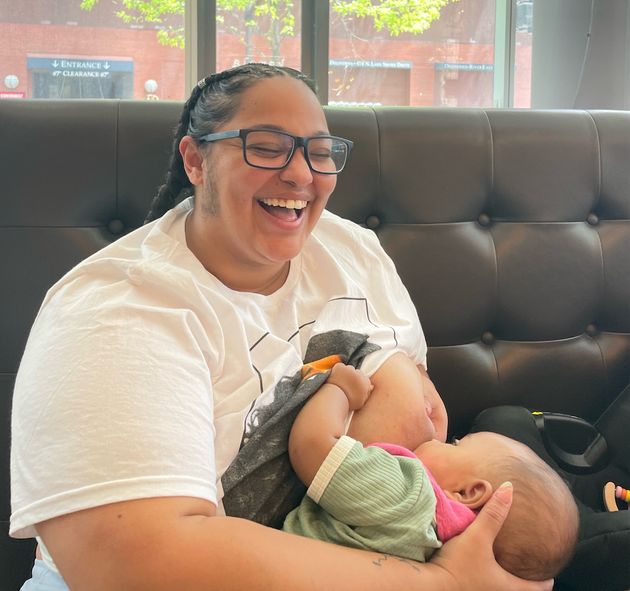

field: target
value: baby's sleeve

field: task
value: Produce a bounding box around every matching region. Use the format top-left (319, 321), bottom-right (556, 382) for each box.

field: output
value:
top-left (308, 436), bottom-right (435, 527)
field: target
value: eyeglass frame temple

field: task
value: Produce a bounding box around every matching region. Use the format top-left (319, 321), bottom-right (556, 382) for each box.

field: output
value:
top-left (197, 128), bottom-right (354, 174)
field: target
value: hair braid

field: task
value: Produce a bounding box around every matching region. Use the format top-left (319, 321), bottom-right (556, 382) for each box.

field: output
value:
top-left (144, 84), bottom-right (205, 223)
top-left (144, 64), bottom-right (317, 224)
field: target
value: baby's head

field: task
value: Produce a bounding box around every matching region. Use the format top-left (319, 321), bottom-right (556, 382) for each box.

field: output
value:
top-left (416, 431), bottom-right (579, 580)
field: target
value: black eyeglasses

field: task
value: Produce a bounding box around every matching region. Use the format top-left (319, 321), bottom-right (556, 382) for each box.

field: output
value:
top-left (198, 128), bottom-right (354, 174)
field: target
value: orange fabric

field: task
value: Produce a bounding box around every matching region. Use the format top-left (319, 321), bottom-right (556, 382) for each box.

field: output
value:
top-left (301, 355), bottom-right (343, 381)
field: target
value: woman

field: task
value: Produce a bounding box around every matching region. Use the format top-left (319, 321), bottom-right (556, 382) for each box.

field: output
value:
top-left (11, 63), bottom-right (552, 590)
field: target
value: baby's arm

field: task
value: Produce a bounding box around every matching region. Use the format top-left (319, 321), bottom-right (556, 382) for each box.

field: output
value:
top-left (289, 363), bottom-right (372, 487)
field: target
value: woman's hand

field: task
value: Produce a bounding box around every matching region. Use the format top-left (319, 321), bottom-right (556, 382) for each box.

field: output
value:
top-left (327, 363), bottom-right (373, 411)
top-left (431, 483), bottom-right (554, 591)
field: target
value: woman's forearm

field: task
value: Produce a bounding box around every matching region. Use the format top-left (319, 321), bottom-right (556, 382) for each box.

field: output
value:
top-left (40, 486), bottom-right (553, 591)
top-left (40, 498), bottom-right (451, 591)
top-left (164, 513), bottom-right (452, 591)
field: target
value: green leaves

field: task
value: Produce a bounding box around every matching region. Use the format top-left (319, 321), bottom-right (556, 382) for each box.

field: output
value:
top-left (81, 0), bottom-right (186, 48)
top-left (79, 0), bottom-right (458, 49)
top-left (333, 0), bottom-right (457, 37)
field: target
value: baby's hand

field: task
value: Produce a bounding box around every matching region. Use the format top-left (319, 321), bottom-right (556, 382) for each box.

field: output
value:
top-left (327, 363), bottom-right (373, 411)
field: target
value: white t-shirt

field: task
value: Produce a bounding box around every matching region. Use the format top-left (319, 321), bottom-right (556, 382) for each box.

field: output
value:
top-left (10, 198), bottom-right (426, 569)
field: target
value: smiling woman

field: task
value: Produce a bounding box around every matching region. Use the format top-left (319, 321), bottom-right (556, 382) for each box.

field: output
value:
top-left (179, 72), bottom-right (340, 293)
top-left (10, 63), bottom-right (553, 591)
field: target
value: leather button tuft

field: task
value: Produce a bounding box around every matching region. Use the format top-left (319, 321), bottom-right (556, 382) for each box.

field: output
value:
top-left (366, 215), bottom-right (381, 229)
top-left (478, 213), bottom-right (491, 227)
top-left (585, 323), bottom-right (598, 337)
top-left (586, 213), bottom-right (599, 226)
top-left (108, 219), bottom-right (125, 235)
top-left (481, 331), bottom-right (495, 345)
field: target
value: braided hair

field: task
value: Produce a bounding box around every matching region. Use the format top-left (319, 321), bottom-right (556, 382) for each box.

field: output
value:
top-left (144, 63), bottom-right (317, 223)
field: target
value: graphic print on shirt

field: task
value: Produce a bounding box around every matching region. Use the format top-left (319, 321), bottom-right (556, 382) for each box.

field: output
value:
top-left (221, 328), bottom-right (380, 528)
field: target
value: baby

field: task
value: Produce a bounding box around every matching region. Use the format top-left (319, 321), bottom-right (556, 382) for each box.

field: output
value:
top-left (284, 355), bottom-right (579, 581)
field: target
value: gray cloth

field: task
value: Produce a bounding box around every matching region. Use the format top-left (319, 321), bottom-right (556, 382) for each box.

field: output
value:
top-left (221, 329), bottom-right (380, 528)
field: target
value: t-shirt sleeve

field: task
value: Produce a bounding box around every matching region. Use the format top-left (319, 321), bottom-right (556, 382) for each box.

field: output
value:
top-left (316, 214), bottom-right (427, 373)
top-left (307, 436), bottom-right (436, 527)
top-left (10, 291), bottom-right (218, 539)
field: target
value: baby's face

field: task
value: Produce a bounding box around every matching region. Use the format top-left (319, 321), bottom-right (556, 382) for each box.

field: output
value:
top-left (414, 431), bottom-right (531, 490)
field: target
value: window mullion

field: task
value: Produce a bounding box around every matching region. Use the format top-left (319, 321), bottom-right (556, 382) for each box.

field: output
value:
top-left (301, 0), bottom-right (330, 104)
top-left (185, 0), bottom-right (216, 93)
top-left (493, 0), bottom-right (516, 107)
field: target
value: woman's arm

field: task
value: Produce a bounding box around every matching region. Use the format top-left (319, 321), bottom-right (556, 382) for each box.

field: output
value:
top-left (288, 363), bottom-right (372, 486)
top-left (37, 486), bottom-right (553, 591)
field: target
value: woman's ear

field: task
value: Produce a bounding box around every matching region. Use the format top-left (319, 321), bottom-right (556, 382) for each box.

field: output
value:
top-left (179, 135), bottom-right (205, 186)
top-left (444, 479), bottom-right (493, 509)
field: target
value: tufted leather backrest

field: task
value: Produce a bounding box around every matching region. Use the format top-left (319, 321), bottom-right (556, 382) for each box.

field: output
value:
top-left (1, 100), bottom-right (629, 589)
top-left (326, 107), bottom-right (630, 435)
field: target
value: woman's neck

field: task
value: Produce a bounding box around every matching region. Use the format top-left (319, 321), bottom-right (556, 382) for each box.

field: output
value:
top-left (216, 260), bottom-right (290, 295)
top-left (185, 212), bottom-right (290, 295)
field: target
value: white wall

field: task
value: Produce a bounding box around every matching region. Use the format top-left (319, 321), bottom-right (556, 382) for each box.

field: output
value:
top-left (531, 0), bottom-right (630, 109)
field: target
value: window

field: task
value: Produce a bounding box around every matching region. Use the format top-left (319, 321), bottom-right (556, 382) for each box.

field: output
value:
top-left (0, 1), bottom-right (519, 105)
top-left (513, 0), bottom-right (533, 107)
top-left (10, 1), bottom-right (612, 109)
top-left (328, 0), bottom-right (498, 107)
top-left (0, 1), bottom-right (185, 100)
top-left (516, 0), bottom-right (533, 33)
top-left (216, 2), bottom-right (301, 70)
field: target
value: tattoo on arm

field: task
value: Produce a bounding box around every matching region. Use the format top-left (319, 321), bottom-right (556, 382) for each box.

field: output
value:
top-left (371, 554), bottom-right (422, 573)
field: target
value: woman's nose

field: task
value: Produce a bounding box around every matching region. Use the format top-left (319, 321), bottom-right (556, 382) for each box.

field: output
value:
top-left (279, 147), bottom-right (314, 186)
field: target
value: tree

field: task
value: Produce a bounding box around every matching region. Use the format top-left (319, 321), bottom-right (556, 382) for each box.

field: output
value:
top-left (80, 0), bottom-right (186, 48)
top-left (333, 0), bottom-right (457, 37)
top-left (219, 0), bottom-right (296, 65)
top-left (80, 0), bottom-right (458, 53)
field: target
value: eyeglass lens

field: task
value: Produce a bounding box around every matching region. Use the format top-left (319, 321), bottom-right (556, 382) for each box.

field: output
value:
top-left (244, 130), bottom-right (347, 173)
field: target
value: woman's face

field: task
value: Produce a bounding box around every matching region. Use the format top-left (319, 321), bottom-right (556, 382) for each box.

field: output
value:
top-left (188, 75), bottom-right (337, 286)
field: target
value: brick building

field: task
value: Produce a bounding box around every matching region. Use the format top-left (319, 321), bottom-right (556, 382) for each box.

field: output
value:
top-left (0, 0), bottom-right (532, 106)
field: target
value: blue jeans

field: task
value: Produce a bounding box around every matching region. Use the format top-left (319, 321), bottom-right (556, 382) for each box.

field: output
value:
top-left (20, 560), bottom-right (69, 591)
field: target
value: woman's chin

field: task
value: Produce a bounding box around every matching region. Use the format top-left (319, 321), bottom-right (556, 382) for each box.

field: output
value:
top-left (261, 240), bottom-right (305, 265)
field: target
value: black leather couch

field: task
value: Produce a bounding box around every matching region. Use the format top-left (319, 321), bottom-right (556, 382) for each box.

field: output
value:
top-left (2, 100), bottom-right (629, 590)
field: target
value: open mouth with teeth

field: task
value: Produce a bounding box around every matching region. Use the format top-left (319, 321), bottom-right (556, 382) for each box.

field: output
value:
top-left (258, 198), bottom-right (308, 222)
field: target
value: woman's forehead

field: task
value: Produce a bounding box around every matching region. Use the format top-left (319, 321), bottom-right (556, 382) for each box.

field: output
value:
top-left (227, 76), bottom-right (328, 134)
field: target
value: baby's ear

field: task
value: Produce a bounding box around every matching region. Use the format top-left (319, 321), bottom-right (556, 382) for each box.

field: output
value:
top-left (444, 479), bottom-right (493, 509)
